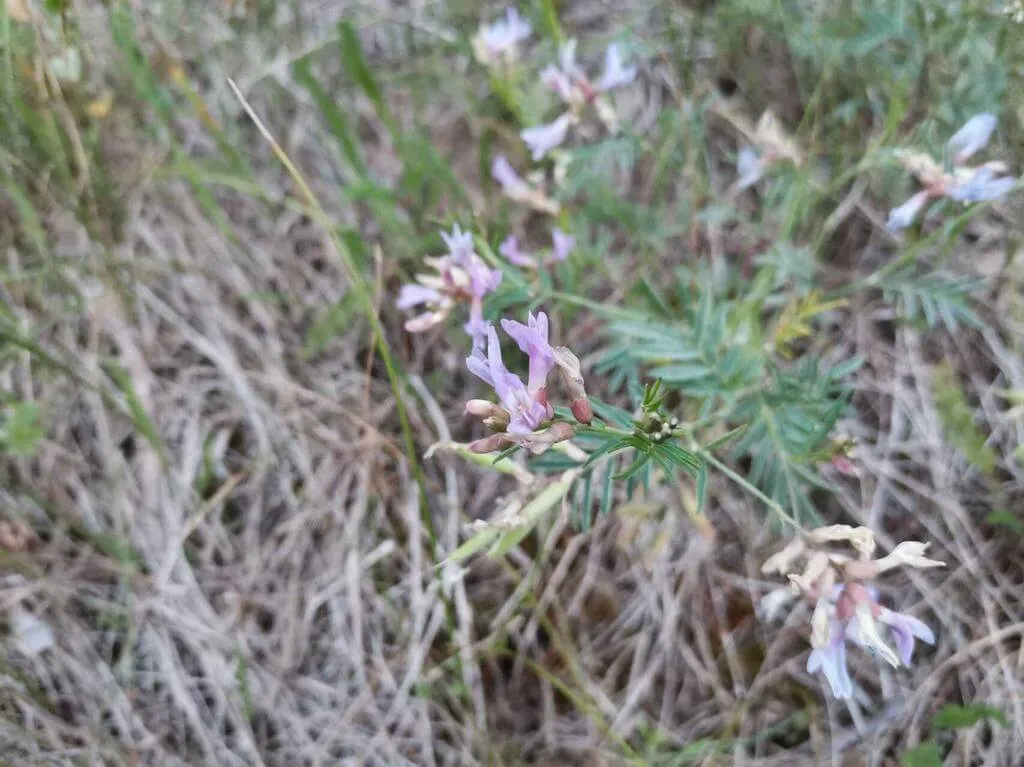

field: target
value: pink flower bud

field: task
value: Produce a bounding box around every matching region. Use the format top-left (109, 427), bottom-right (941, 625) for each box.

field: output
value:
top-left (570, 397), bottom-right (593, 425)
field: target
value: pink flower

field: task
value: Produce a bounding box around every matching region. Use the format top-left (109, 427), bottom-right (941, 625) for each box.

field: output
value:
top-left (467, 325), bottom-right (551, 434)
top-left (501, 311), bottom-right (556, 396)
top-left (398, 226), bottom-right (501, 347)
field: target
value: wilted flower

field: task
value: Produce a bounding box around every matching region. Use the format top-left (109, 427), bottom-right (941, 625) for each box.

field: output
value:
top-left (491, 155), bottom-right (561, 214)
top-left (887, 113), bottom-right (1018, 232)
top-left (762, 526), bottom-right (943, 699)
top-left (472, 7), bottom-right (531, 66)
top-left (521, 114), bottom-right (573, 160)
top-left (465, 311), bottom-right (592, 453)
top-left (398, 225), bottom-right (503, 349)
top-left (731, 112), bottom-right (802, 191)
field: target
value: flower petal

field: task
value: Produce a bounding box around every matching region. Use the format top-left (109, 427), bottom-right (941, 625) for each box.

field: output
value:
top-left (596, 43), bottom-right (637, 91)
top-left (551, 228), bottom-right (575, 262)
top-left (499, 236), bottom-right (538, 268)
top-left (947, 113), bottom-right (997, 163)
top-left (886, 190), bottom-right (930, 232)
top-left (947, 167), bottom-right (1016, 203)
top-left (735, 146), bottom-right (765, 190)
top-left (396, 283), bottom-right (441, 310)
top-left (521, 114), bottom-right (572, 160)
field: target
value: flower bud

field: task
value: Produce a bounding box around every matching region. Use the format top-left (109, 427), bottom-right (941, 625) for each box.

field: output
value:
top-left (552, 346), bottom-right (591, 423)
top-left (467, 434), bottom-right (513, 454)
top-left (570, 397), bottom-right (593, 425)
top-left (520, 422), bottom-right (575, 454)
top-left (465, 399), bottom-right (511, 431)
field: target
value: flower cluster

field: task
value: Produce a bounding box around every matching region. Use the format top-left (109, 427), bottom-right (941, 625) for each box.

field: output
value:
top-left (762, 525), bottom-right (944, 699)
top-left (887, 113), bottom-right (1018, 232)
top-left (521, 39), bottom-right (637, 160)
top-left (397, 225), bottom-right (503, 349)
top-left (465, 311), bottom-right (592, 454)
top-left (472, 7), bottom-right (531, 67)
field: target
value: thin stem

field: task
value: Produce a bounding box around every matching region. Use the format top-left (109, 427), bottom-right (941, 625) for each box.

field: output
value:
top-left (227, 80), bottom-right (439, 553)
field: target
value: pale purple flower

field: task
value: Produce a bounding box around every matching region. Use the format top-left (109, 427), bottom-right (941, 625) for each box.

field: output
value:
top-left (500, 311), bottom-right (556, 395)
top-left (947, 113), bottom-right (997, 164)
top-left (541, 63), bottom-right (574, 102)
top-left (886, 190), bottom-right (930, 232)
top-left (491, 155), bottom-right (530, 197)
top-left (877, 608), bottom-right (936, 665)
top-left (499, 236), bottom-right (538, 268)
top-left (399, 226), bottom-right (501, 342)
top-left (396, 283), bottom-right (442, 310)
top-left (807, 619), bottom-right (854, 699)
top-left (805, 584), bottom-right (936, 699)
top-left (473, 7), bottom-right (531, 65)
top-left (735, 146), bottom-right (766, 190)
top-left (947, 166), bottom-right (1017, 203)
top-left (521, 114), bottom-right (572, 160)
top-left (441, 224), bottom-right (476, 265)
top-left (595, 43), bottom-right (636, 92)
top-left (467, 325), bottom-right (550, 434)
top-left (551, 228), bottom-right (575, 262)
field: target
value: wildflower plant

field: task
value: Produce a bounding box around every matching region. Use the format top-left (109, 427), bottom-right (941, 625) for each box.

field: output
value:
top-left (886, 113), bottom-right (1019, 232)
top-left (762, 526), bottom-right (944, 698)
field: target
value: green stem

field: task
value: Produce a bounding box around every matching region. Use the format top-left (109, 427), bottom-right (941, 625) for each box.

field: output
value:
top-left (228, 80), bottom-right (439, 554)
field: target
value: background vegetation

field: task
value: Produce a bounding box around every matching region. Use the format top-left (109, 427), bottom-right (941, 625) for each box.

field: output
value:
top-left (0, 0), bottom-right (1022, 764)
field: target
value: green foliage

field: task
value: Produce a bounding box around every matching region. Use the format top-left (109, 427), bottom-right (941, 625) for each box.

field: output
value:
top-left (933, 702), bottom-right (1009, 729)
top-left (931, 365), bottom-right (998, 476)
top-left (901, 741), bottom-right (942, 767)
top-left (883, 270), bottom-right (983, 331)
top-left (0, 402), bottom-right (43, 456)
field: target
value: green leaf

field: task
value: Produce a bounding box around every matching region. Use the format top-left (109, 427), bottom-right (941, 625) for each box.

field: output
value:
top-left (696, 462), bottom-right (708, 514)
top-left (338, 21), bottom-right (392, 127)
top-left (933, 702), bottom-right (1009, 729)
top-left (490, 477), bottom-right (574, 555)
top-left (931, 365), bottom-right (998, 476)
top-left (705, 425), bottom-right (748, 453)
top-left (985, 510), bottom-right (1024, 535)
top-left (901, 741), bottom-right (942, 767)
top-left (446, 526), bottom-right (501, 564)
top-left (292, 57), bottom-right (366, 176)
top-left (2, 402), bottom-right (43, 456)
top-left (103, 361), bottom-right (168, 464)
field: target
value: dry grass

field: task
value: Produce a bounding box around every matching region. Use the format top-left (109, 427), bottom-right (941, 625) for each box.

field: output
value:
top-left (0, 1), bottom-right (1022, 765)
